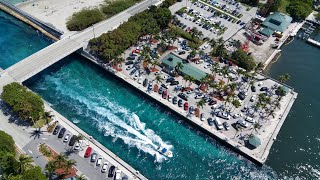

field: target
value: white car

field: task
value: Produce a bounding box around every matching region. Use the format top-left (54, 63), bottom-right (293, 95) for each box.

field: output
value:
top-left (63, 134), bottom-right (70, 142)
top-left (96, 157), bottom-right (103, 166)
top-left (233, 113), bottom-right (242, 118)
top-left (167, 95), bottom-right (172, 102)
top-left (200, 113), bottom-right (205, 121)
top-left (237, 119), bottom-right (248, 128)
top-left (245, 116), bottom-right (256, 123)
top-left (250, 95), bottom-right (256, 102)
top-left (74, 142), bottom-right (81, 150)
top-left (138, 77), bottom-right (142, 84)
top-left (187, 89), bottom-right (194, 94)
top-left (101, 162), bottom-right (109, 173)
top-left (115, 170), bottom-right (122, 180)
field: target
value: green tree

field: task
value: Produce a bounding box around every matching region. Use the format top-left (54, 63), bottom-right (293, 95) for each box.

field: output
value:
top-left (287, 1), bottom-right (313, 21)
top-left (17, 154), bottom-right (34, 174)
top-left (0, 130), bottom-right (15, 153)
top-left (21, 166), bottom-right (47, 180)
top-left (175, 62), bottom-right (184, 74)
top-left (66, 8), bottom-right (105, 31)
top-left (155, 75), bottom-right (164, 84)
top-left (231, 49), bottom-right (256, 71)
top-left (1, 83), bottom-right (45, 123)
top-left (278, 73), bottom-right (290, 83)
top-left (196, 99), bottom-right (206, 109)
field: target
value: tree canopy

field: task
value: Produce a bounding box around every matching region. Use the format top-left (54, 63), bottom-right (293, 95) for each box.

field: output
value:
top-left (66, 8), bottom-right (105, 31)
top-left (286, 0), bottom-right (313, 21)
top-left (231, 49), bottom-right (256, 71)
top-left (101, 0), bottom-right (142, 18)
top-left (0, 130), bottom-right (15, 153)
top-left (89, 6), bottom-right (172, 62)
top-left (1, 82), bottom-right (45, 123)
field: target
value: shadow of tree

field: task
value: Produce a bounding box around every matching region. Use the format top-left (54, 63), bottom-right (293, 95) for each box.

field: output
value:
top-left (30, 128), bottom-right (46, 139)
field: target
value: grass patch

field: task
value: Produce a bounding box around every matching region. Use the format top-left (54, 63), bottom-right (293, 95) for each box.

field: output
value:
top-left (66, 8), bottom-right (105, 31)
top-left (33, 118), bottom-right (51, 128)
top-left (101, 0), bottom-right (142, 18)
top-left (278, 0), bottom-right (290, 14)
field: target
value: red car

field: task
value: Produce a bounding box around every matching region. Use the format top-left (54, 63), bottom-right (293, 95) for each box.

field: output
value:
top-left (132, 49), bottom-right (140, 54)
top-left (84, 147), bottom-right (92, 158)
top-left (162, 90), bottom-right (167, 99)
top-left (184, 102), bottom-right (189, 111)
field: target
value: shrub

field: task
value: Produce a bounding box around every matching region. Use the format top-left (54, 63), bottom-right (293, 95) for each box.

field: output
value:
top-left (39, 144), bottom-right (51, 157)
top-left (66, 8), bottom-right (105, 31)
top-left (0, 130), bottom-right (15, 153)
top-left (101, 0), bottom-right (142, 18)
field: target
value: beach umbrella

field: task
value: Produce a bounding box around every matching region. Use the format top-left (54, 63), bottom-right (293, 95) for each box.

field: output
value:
top-left (248, 135), bottom-right (261, 148)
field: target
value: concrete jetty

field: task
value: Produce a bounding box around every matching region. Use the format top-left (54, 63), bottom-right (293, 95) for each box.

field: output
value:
top-left (307, 38), bottom-right (320, 47)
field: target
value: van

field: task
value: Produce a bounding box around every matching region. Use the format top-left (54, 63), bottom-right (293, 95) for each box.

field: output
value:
top-left (214, 117), bottom-right (224, 130)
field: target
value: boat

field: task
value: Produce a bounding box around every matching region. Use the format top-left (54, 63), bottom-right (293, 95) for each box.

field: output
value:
top-left (157, 147), bottom-right (173, 158)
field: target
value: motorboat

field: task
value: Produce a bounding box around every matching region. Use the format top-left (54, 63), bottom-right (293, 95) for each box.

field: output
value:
top-left (158, 147), bottom-right (173, 158)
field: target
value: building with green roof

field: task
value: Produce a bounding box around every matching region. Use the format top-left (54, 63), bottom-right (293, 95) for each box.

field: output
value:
top-left (260, 12), bottom-right (292, 37)
top-left (161, 53), bottom-right (207, 81)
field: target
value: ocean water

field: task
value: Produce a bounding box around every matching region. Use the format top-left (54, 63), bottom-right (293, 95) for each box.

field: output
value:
top-left (264, 30), bottom-right (320, 179)
top-left (0, 10), bottom-right (51, 69)
top-left (24, 55), bottom-right (277, 179)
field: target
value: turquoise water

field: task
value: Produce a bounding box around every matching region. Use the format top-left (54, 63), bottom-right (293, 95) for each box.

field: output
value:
top-left (0, 10), bottom-right (51, 69)
top-left (24, 55), bottom-right (277, 179)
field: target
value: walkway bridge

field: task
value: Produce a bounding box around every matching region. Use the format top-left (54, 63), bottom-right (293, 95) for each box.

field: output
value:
top-left (0, 0), bottom-right (161, 89)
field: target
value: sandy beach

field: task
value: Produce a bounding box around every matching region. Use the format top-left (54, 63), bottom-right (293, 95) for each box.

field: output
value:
top-left (17, 0), bottom-right (106, 34)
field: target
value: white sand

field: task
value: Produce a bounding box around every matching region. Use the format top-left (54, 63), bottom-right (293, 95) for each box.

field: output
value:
top-left (17, 0), bottom-right (107, 34)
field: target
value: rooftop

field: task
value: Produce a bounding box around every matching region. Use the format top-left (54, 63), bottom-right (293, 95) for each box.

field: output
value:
top-left (162, 53), bottom-right (207, 81)
top-left (262, 12), bottom-right (292, 32)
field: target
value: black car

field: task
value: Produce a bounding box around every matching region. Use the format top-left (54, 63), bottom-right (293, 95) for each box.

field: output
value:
top-left (207, 118), bottom-right (214, 126)
top-left (68, 135), bottom-right (77, 146)
top-left (58, 128), bottom-right (66, 138)
top-left (208, 99), bottom-right (217, 106)
top-left (178, 51), bottom-right (186, 55)
top-left (108, 166), bottom-right (115, 177)
top-left (178, 93), bottom-right (188, 101)
top-left (172, 96), bottom-right (178, 104)
top-left (170, 81), bottom-right (179, 86)
top-left (260, 87), bottom-right (268, 91)
top-left (251, 85), bottom-right (256, 92)
top-left (53, 125), bottom-right (61, 135)
top-left (178, 99), bottom-right (183, 107)
top-left (161, 84), bottom-right (168, 89)
top-left (166, 77), bottom-right (175, 83)
top-left (125, 61), bottom-right (134, 65)
top-left (238, 92), bottom-right (246, 100)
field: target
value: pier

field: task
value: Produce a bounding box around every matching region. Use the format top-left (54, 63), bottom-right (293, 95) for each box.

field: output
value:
top-left (307, 38), bottom-right (320, 47)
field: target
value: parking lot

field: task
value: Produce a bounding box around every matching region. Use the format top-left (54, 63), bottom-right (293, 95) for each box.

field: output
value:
top-left (119, 36), bottom-right (296, 158)
top-left (170, 0), bottom-right (257, 40)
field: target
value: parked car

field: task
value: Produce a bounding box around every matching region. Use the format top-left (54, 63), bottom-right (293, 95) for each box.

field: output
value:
top-left (53, 125), bottom-right (61, 135)
top-left (115, 170), bottom-right (122, 180)
top-left (214, 117), bottom-right (224, 130)
top-left (178, 99), bottom-right (183, 107)
top-left (74, 142), bottom-right (81, 150)
top-left (170, 81), bottom-right (179, 86)
top-left (58, 128), bottom-right (66, 138)
top-left (260, 87), bottom-right (268, 91)
top-left (237, 119), bottom-right (248, 128)
top-left (251, 85), bottom-right (256, 92)
top-left (217, 111), bottom-right (230, 120)
top-left (208, 99), bottom-right (217, 105)
top-left (189, 106), bottom-right (195, 114)
top-left (167, 95), bottom-right (172, 102)
top-left (233, 113), bottom-right (242, 118)
top-left (207, 117), bottom-right (214, 126)
top-left (223, 122), bottom-right (230, 130)
top-left (200, 113), bottom-right (205, 121)
top-left (178, 51), bottom-right (186, 55)
top-left (184, 102), bottom-right (189, 110)
top-left (250, 95), bottom-right (256, 102)
top-left (178, 93), bottom-right (188, 101)
top-left (172, 96), bottom-right (178, 104)
top-left (84, 147), bottom-right (92, 158)
top-left (63, 134), bottom-right (70, 142)
top-left (96, 157), bottom-right (103, 166)
top-left (238, 92), bottom-right (246, 100)
top-left (90, 153), bottom-right (97, 162)
top-left (245, 116), bottom-right (256, 123)
top-left (101, 162), bottom-right (109, 173)
top-left (68, 135), bottom-right (77, 146)
top-left (108, 165), bottom-right (116, 177)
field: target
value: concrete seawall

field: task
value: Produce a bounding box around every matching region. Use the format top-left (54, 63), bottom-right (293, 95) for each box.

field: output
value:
top-left (0, 0), bottom-right (61, 41)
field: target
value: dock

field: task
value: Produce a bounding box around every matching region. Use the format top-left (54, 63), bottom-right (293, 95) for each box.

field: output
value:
top-left (307, 38), bottom-right (320, 47)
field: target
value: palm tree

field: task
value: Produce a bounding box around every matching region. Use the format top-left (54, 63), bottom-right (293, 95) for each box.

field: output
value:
top-left (150, 59), bottom-right (160, 71)
top-left (209, 38), bottom-right (217, 48)
top-left (155, 75), bottom-right (163, 84)
top-left (231, 99), bottom-right (241, 112)
top-left (55, 153), bottom-right (68, 168)
top-left (64, 159), bottom-right (76, 176)
top-left (217, 37), bottom-right (224, 45)
top-left (17, 154), bottom-right (34, 173)
top-left (252, 123), bottom-right (261, 134)
top-left (278, 73), bottom-right (290, 83)
top-left (175, 62), bottom-right (184, 74)
top-left (255, 62), bottom-right (264, 72)
top-left (196, 99), bottom-right (205, 109)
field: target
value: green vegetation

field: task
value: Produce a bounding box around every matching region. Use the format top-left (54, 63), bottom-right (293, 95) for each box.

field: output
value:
top-left (46, 153), bottom-right (76, 178)
top-left (0, 130), bottom-right (46, 180)
top-left (89, 6), bottom-right (172, 61)
top-left (1, 82), bottom-right (45, 124)
top-left (278, 0), bottom-right (290, 13)
top-left (101, 0), bottom-right (142, 18)
top-left (66, 8), bottom-right (105, 31)
top-left (286, 0), bottom-right (313, 21)
top-left (231, 49), bottom-right (256, 71)
top-left (39, 143), bottom-right (52, 157)
top-left (316, 12), bottom-right (320, 22)
top-left (240, 0), bottom-right (259, 7)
